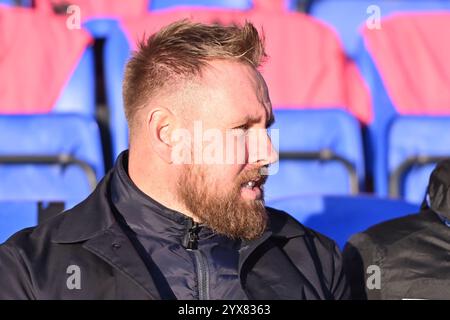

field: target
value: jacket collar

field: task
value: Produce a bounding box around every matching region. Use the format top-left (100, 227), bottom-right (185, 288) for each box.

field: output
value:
top-left (52, 171), bottom-right (116, 244)
top-left (110, 151), bottom-right (200, 243)
top-left (51, 153), bottom-right (163, 299)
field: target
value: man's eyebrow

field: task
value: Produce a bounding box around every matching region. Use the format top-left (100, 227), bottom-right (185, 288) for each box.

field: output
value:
top-left (230, 112), bottom-right (274, 128)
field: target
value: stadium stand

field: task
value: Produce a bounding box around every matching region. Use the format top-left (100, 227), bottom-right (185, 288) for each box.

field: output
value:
top-left (32, 0), bottom-right (305, 38)
top-left (356, 13), bottom-right (450, 204)
top-left (0, 0), bottom-right (13, 6)
top-left (0, 5), bottom-right (95, 115)
top-left (0, 114), bottom-right (104, 202)
top-left (264, 109), bottom-right (365, 201)
top-left (310, 0), bottom-right (450, 57)
top-left (267, 194), bottom-right (420, 248)
top-left (0, 202), bottom-right (39, 243)
top-left (0, 6), bottom-right (103, 204)
top-left (0, 201), bottom-right (68, 244)
top-left (148, 0), bottom-right (307, 11)
top-left (149, 0), bottom-right (252, 10)
top-left (35, 0), bottom-right (149, 38)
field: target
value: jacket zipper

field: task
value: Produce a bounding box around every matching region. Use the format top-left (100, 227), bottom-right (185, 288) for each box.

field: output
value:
top-left (183, 220), bottom-right (210, 300)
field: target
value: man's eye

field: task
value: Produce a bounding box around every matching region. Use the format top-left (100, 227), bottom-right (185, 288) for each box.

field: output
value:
top-left (233, 124), bottom-right (249, 131)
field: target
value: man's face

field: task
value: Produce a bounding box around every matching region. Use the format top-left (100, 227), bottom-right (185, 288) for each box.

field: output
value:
top-left (174, 60), bottom-right (278, 240)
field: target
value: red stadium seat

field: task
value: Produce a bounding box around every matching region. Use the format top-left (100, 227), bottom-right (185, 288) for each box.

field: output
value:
top-left (0, 5), bottom-right (94, 114)
top-left (357, 13), bottom-right (450, 202)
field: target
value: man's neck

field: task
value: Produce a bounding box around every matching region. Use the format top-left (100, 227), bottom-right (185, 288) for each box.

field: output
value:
top-left (127, 150), bottom-right (199, 222)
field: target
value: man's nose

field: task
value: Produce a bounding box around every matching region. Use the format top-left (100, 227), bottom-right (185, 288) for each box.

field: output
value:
top-left (248, 129), bottom-right (279, 166)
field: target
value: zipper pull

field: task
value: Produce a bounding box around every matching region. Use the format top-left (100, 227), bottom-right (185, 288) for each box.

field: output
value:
top-left (183, 220), bottom-right (200, 250)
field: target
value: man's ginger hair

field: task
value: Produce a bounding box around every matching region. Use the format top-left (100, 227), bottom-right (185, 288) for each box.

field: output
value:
top-left (122, 19), bottom-right (267, 131)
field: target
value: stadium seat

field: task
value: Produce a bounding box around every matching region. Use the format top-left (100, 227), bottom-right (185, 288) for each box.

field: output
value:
top-left (388, 117), bottom-right (450, 204)
top-left (0, 6), bottom-right (101, 203)
top-left (264, 109), bottom-right (365, 201)
top-left (149, 0), bottom-right (252, 10)
top-left (38, 0), bottom-right (149, 38)
top-left (104, 9), bottom-right (371, 159)
top-left (0, 201), bottom-right (69, 244)
top-left (0, 6), bottom-right (95, 116)
top-left (0, 202), bottom-right (38, 244)
top-left (0, 0), bottom-right (13, 6)
top-left (52, 47), bottom-right (96, 115)
top-left (0, 115), bottom-right (104, 203)
top-left (356, 13), bottom-right (450, 203)
top-left (267, 194), bottom-right (419, 248)
top-left (310, 0), bottom-right (450, 57)
top-left (0, 0), bottom-right (32, 6)
top-left (148, 0), bottom-right (303, 12)
top-left (103, 23), bottom-right (131, 159)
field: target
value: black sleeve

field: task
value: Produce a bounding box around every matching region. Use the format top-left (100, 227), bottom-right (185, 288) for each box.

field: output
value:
top-left (329, 241), bottom-right (351, 300)
top-left (0, 243), bottom-right (35, 299)
top-left (306, 229), bottom-right (351, 300)
top-left (342, 233), bottom-right (382, 300)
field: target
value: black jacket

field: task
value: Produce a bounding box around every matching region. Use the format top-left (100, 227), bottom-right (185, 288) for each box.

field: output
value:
top-left (0, 155), bottom-right (349, 300)
top-left (343, 160), bottom-right (450, 300)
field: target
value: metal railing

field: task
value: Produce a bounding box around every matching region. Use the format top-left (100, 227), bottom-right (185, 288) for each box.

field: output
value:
top-left (278, 149), bottom-right (359, 194)
top-left (0, 154), bottom-right (98, 191)
top-left (389, 155), bottom-right (450, 198)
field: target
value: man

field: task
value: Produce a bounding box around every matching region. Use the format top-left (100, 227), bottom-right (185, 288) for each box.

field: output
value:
top-left (0, 20), bottom-right (349, 299)
top-left (344, 160), bottom-right (450, 300)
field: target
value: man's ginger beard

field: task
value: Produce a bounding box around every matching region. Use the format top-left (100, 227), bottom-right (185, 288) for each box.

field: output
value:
top-left (176, 165), bottom-right (268, 240)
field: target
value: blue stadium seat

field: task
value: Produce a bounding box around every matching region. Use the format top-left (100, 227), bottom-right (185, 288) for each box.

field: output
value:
top-left (2, 0), bottom-right (33, 6)
top-left (104, 22), bottom-right (131, 159)
top-left (0, 202), bottom-right (38, 244)
top-left (388, 117), bottom-right (450, 204)
top-left (82, 18), bottom-right (120, 40)
top-left (149, 0), bottom-right (252, 10)
top-left (52, 47), bottom-right (96, 116)
top-left (264, 109), bottom-right (365, 201)
top-left (0, 201), bottom-right (72, 244)
top-left (267, 194), bottom-right (419, 249)
top-left (0, 114), bottom-right (104, 203)
top-left (310, 0), bottom-right (450, 57)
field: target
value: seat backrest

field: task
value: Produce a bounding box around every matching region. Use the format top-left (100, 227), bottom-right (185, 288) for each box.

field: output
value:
top-left (0, 115), bottom-right (104, 202)
top-left (0, 202), bottom-right (38, 244)
top-left (0, 6), bottom-right (95, 116)
top-left (388, 117), bottom-right (450, 204)
top-left (103, 22), bottom-right (132, 159)
top-left (149, 0), bottom-right (252, 10)
top-left (104, 8), bottom-right (371, 159)
top-left (0, 0), bottom-right (14, 6)
top-left (264, 109), bottom-right (364, 200)
top-left (310, 0), bottom-right (450, 56)
top-left (38, 0), bottom-right (148, 38)
top-left (356, 13), bottom-right (450, 198)
top-left (0, 201), bottom-right (71, 244)
top-left (267, 194), bottom-right (419, 249)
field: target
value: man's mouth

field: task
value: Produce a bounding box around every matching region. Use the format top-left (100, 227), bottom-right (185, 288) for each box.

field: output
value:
top-left (240, 176), bottom-right (265, 201)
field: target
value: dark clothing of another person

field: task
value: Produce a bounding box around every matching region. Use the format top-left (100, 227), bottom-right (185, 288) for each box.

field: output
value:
top-left (343, 160), bottom-right (450, 300)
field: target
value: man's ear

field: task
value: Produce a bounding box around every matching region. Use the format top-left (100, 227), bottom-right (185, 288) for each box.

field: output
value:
top-left (146, 107), bottom-right (175, 163)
